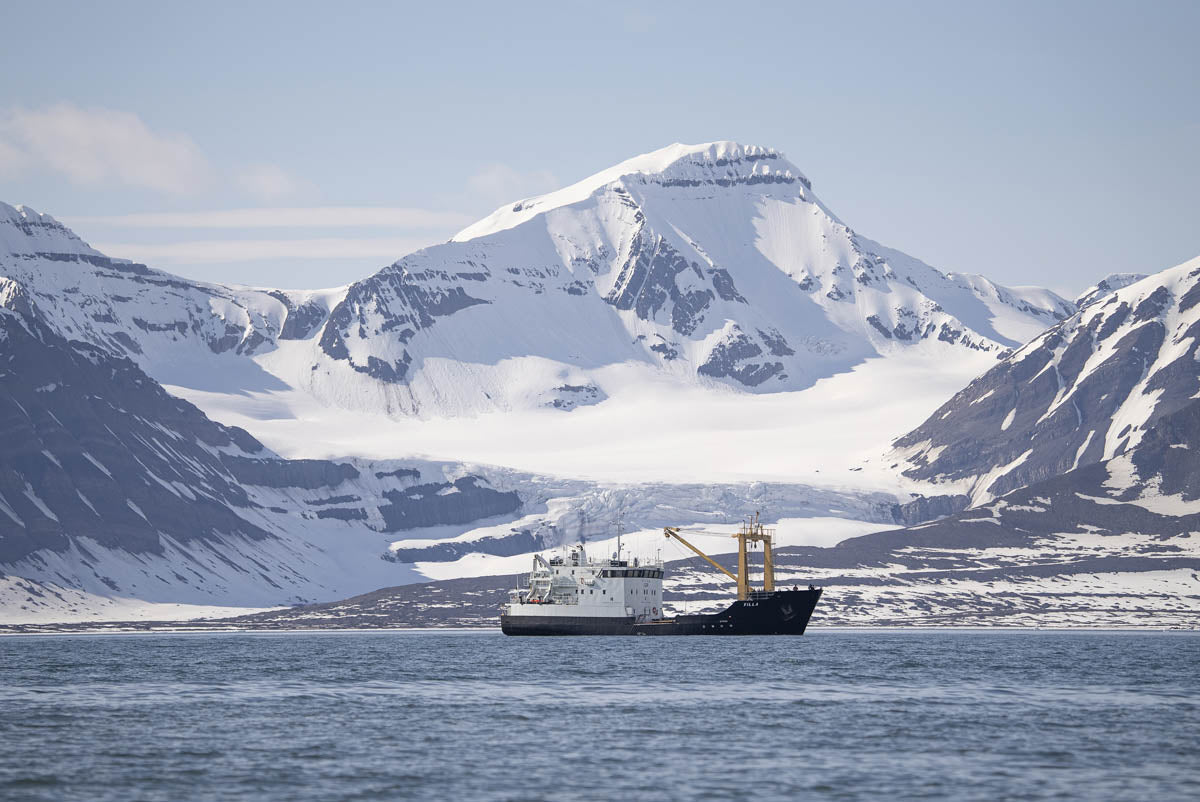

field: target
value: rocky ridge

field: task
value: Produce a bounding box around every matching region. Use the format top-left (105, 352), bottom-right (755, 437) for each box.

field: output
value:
top-left (894, 256), bottom-right (1200, 503)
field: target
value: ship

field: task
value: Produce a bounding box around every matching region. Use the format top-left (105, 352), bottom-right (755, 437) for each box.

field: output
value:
top-left (500, 514), bottom-right (822, 636)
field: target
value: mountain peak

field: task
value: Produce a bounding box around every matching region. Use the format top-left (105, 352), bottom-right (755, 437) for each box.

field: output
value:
top-left (603, 140), bottom-right (796, 178)
top-left (0, 200), bottom-right (99, 258)
top-left (452, 141), bottom-right (809, 243)
top-left (1075, 271), bottom-right (1151, 310)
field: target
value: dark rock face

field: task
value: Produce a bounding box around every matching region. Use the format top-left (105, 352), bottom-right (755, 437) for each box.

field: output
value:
top-left (319, 264), bottom-right (489, 384)
top-left (707, 269), bottom-right (746, 303)
top-left (268, 292), bottom-right (328, 340)
top-left (1126, 400), bottom-right (1200, 502)
top-left (890, 494), bottom-right (971, 526)
top-left (866, 312), bottom-right (924, 342)
top-left (866, 315), bottom-right (893, 339)
top-left (221, 457), bottom-right (359, 490)
top-left (377, 477), bottom-right (521, 532)
top-left (895, 264), bottom-right (1200, 499)
top-left (757, 328), bottom-right (795, 357)
top-left (545, 383), bottom-right (604, 411)
top-left (0, 303), bottom-right (272, 564)
top-left (698, 329), bottom-right (784, 386)
top-left (605, 230), bottom-right (720, 336)
top-left (375, 467), bottom-right (421, 481)
top-left (649, 341), bottom-right (679, 360)
top-left (315, 507), bottom-right (369, 521)
top-left (388, 528), bottom-right (544, 563)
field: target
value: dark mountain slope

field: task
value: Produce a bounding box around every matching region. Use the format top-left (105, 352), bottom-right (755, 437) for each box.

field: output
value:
top-left (0, 281), bottom-right (272, 564)
top-left (893, 256), bottom-right (1200, 502)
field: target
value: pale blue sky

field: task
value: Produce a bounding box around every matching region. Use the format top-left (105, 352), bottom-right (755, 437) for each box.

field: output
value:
top-left (1, 0), bottom-right (1196, 295)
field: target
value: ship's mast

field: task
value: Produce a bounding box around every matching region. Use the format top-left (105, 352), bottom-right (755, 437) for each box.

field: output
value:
top-left (735, 511), bottom-right (776, 598)
top-left (761, 513), bottom-right (775, 592)
top-left (615, 508), bottom-right (623, 562)
top-left (737, 519), bottom-right (749, 601)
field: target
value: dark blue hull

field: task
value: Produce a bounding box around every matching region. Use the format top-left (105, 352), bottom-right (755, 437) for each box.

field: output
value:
top-left (500, 589), bottom-right (821, 636)
top-left (633, 589), bottom-right (821, 635)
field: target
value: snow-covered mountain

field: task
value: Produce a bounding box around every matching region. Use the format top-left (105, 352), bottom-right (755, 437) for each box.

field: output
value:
top-left (894, 255), bottom-right (1200, 502)
top-left (312, 142), bottom-right (1074, 416)
top-left (0, 202), bottom-right (337, 376)
top-left (2, 143), bottom-right (1074, 426)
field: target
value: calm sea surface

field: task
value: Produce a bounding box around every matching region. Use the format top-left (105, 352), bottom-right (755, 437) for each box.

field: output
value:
top-left (0, 630), bottom-right (1197, 801)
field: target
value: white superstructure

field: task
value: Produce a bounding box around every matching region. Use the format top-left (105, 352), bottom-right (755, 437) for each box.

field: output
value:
top-left (503, 545), bottom-right (665, 622)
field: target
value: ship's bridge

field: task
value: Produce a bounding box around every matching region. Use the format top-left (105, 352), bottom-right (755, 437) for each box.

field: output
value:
top-left (506, 544), bottom-right (665, 621)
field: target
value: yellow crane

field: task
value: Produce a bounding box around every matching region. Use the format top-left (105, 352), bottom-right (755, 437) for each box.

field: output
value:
top-left (663, 513), bottom-right (775, 601)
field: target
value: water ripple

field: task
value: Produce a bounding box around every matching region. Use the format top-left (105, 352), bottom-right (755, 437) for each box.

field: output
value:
top-left (0, 630), bottom-right (1196, 801)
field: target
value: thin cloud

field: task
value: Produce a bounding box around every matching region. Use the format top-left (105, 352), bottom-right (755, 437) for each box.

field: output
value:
top-left (0, 103), bottom-right (210, 194)
top-left (94, 236), bottom-right (441, 265)
top-left (66, 206), bottom-right (475, 229)
top-left (0, 103), bottom-right (314, 203)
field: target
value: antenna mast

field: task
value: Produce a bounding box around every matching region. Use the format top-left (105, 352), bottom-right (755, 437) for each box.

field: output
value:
top-left (616, 507), bottom-right (623, 561)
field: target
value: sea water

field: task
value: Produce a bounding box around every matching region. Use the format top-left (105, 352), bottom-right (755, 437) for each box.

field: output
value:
top-left (0, 630), bottom-right (1197, 801)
